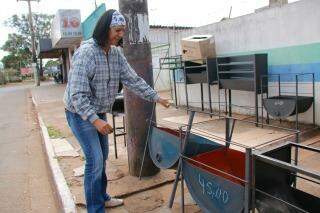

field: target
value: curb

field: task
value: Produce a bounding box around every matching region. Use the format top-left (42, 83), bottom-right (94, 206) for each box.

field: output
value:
top-left (32, 95), bottom-right (77, 213)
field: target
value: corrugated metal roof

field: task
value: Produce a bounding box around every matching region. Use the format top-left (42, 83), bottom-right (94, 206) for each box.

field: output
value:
top-left (150, 25), bottom-right (193, 30)
top-left (37, 38), bottom-right (62, 58)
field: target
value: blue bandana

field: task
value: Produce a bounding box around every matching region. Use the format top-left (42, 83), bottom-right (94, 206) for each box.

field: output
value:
top-left (110, 11), bottom-right (126, 27)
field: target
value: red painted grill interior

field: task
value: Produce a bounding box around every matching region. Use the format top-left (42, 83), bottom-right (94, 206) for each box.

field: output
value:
top-left (188, 147), bottom-right (246, 185)
top-left (157, 127), bottom-right (187, 139)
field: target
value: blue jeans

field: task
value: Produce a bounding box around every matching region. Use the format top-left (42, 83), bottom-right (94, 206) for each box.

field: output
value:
top-left (65, 110), bottom-right (110, 213)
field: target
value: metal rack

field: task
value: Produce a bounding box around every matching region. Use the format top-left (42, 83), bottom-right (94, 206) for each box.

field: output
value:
top-left (111, 93), bottom-right (126, 159)
top-left (159, 56), bottom-right (219, 113)
top-left (260, 73), bottom-right (315, 129)
top-left (147, 110), bottom-right (320, 213)
top-left (183, 58), bottom-right (218, 113)
top-left (253, 142), bottom-right (320, 213)
top-left (159, 55), bottom-right (184, 108)
top-left (217, 54), bottom-right (268, 124)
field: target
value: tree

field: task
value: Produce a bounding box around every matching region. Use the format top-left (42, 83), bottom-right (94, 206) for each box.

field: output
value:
top-left (1, 33), bottom-right (31, 69)
top-left (1, 13), bottom-right (54, 69)
top-left (44, 59), bottom-right (60, 69)
top-left (5, 14), bottom-right (53, 41)
top-left (2, 54), bottom-right (20, 70)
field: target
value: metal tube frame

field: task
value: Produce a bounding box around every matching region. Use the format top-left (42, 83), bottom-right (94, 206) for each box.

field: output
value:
top-left (251, 154), bottom-right (256, 213)
top-left (111, 113), bottom-right (127, 159)
top-left (225, 117), bottom-right (236, 148)
top-left (161, 110), bottom-right (320, 212)
top-left (172, 68), bottom-right (178, 108)
top-left (260, 73), bottom-right (315, 130)
top-left (159, 55), bottom-right (183, 109)
top-left (182, 57), bottom-right (218, 114)
top-left (260, 74), bottom-right (281, 126)
top-left (244, 148), bottom-right (252, 213)
top-left (200, 83), bottom-right (204, 111)
top-left (112, 114), bottom-right (118, 159)
top-left (168, 111), bottom-right (195, 208)
top-left (254, 188), bottom-right (309, 213)
top-left (138, 103), bottom-right (156, 179)
top-left (252, 145), bottom-right (320, 213)
top-left (218, 85), bottom-right (221, 118)
top-left (295, 74), bottom-right (299, 130)
top-left (161, 109), bottom-right (319, 213)
top-left (187, 108), bottom-right (299, 135)
top-left (253, 149), bottom-right (320, 181)
top-left (228, 89), bottom-right (232, 117)
top-left (279, 74), bottom-right (282, 124)
top-left (225, 89), bottom-right (228, 115)
top-left (312, 73), bottom-right (315, 127)
top-left (260, 76), bottom-right (264, 128)
top-left (183, 63), bottom-right (189, 113)
top-left (206, 58), bottom-right (214, 115)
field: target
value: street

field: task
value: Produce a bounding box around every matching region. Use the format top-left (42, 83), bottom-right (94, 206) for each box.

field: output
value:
top-left (0, 83), bottom-right (58, 212)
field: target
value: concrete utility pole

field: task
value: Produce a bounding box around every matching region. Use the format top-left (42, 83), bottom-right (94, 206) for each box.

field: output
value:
top-left (94, 0), bottom-right (97, 9)
top-left (119, 0), bottom-right (159, 177)
top-left (269, 0), bottom-right (288, 7)
top-left (17, 0), bottom-right (40, 86)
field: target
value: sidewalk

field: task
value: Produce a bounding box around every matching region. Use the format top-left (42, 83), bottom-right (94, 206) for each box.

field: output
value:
top-left (31, 81), bottom-right (320, 212)
top-left (31, 82), bottom-right (201, 213)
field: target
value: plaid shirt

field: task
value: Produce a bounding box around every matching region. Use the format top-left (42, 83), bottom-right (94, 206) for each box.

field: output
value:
top-left (64, 38), bottom-right (159, 123)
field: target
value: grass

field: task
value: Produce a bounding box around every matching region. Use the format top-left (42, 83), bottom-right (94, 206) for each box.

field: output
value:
top-left (53, 156), bottom-right (63, 161)
top-left (47, 125), bottom-right (63, 139)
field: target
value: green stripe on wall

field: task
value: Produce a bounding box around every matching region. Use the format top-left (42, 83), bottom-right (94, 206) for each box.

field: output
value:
top-left (220, 42), bottom-right (320, 66)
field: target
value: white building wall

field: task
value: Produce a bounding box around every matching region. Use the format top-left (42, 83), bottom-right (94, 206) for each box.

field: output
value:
top-left (151, 0), bottom-right (320, 125)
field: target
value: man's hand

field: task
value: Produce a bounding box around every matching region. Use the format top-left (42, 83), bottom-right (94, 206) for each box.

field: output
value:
top-left (157, 97), bottom-right (170, 108)
top-left (93, 119), bottom-right (113, 135)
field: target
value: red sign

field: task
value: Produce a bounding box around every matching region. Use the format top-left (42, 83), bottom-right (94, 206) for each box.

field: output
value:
top-left (62, 17), bottom-right (80, 28)
top-left (20, 67), bottom-right (32, 75)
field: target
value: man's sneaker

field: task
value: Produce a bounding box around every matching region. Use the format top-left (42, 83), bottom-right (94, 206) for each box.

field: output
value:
top-left (105, 198), bottom-right (124, 207)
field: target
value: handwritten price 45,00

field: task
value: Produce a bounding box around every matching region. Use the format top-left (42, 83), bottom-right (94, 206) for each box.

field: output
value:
top-left (198, 173), bottom-right (230, 204)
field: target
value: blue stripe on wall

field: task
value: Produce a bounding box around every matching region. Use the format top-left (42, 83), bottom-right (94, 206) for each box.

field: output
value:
top-left (269, 62), bottom-right (320, 82)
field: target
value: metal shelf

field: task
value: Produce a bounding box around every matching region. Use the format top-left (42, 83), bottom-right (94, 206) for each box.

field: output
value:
top-left (229, 77), bottom-right (254, 80)
top-left (218, 70), bottom-right (254, 74)
top-left (185, 65), bottom-right (207, 69)
top-left (218, 61), bottom-right (254, 66)
top-left (217, 54), bottom-right (268, 125)
top-left (161, 62), bottom-right (183, 65)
